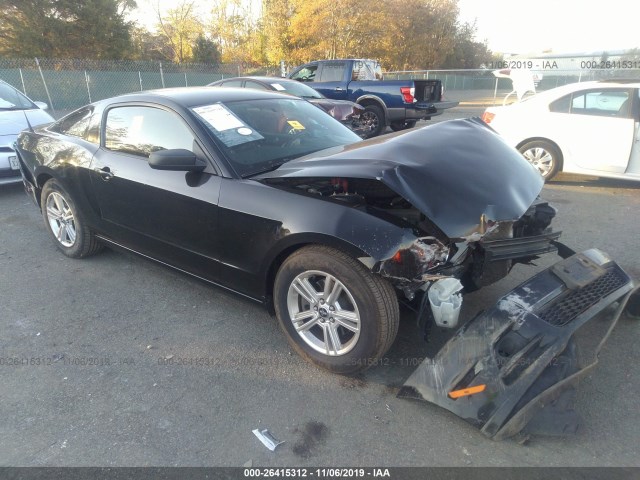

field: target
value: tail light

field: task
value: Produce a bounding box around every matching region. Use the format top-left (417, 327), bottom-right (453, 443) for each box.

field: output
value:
top-left (481, 111), bottom-right (495, 124)
top-left (400, 86), bottom-right (416, 103)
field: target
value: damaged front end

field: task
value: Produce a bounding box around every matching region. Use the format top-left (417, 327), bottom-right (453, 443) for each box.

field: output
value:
top-left (257, 118), bottom-right (636, 439)
top-left (398, 248), bottom-right (636, 440)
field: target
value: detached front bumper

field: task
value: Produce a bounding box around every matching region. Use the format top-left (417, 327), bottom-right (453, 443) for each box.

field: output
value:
top-left (399, 249), bottom-right (636, 440)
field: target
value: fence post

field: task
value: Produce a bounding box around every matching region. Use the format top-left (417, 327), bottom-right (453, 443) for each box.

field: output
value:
top-left (139, 71), bottom-right (143, 91)
top-left (84, 71), bottom-right (92, 103)
top-left (19, 68), bottom-right (27, 95)
top-left (159, 61), bottom-right (165, 88)
top-left (184, 72), bottom-right (188, 87)
top-left (493, 77), bottom-right (498, 106)
top-left (34, 58), bottom-right (56, 116)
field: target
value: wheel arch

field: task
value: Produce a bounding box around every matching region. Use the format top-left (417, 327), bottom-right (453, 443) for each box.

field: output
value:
top-left (516, 137), bottom-right (565, 171)
top-left (34, 171), bottom-right (55, 207)
top-left (355, 95), bottom-right (389, 124)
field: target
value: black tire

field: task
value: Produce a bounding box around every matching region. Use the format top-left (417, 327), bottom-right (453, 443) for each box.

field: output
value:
top-left (274, 245), bottom-right (399, 374)
top-left (41, 179), bottom-right (103, 258)
top-left (360, 104), bottom-right (385, 138)
top-left (518, 140), bottom-right (562, 181)
top-left (390, 120), bottom-right (417, 132)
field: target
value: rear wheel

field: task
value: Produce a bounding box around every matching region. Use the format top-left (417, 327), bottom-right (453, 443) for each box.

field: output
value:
top-left (518, 140), bottom-right (561, 180)
top-left (274, 246), bottom-right (399, 374)
top-left (41, 179), bottom-right (102, 258)
top-left (360, 105), bottom-right (385, 138)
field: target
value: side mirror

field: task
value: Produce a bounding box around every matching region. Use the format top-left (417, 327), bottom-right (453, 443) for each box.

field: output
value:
top-left (34, 101), bottom-right (49, 110)
top-left (148, 149), bottom-right (207, 172)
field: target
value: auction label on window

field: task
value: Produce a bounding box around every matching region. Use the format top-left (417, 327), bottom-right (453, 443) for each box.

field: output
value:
top-left (193, 103), bottom-right (244, 131)
top-left (192, 103), bottom-right (263, 148)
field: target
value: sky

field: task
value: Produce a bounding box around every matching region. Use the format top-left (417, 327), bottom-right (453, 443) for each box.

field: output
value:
top-left (133, 0), bottom-right (640, 55)
top-left (457, 0), bottom-right (640, 54)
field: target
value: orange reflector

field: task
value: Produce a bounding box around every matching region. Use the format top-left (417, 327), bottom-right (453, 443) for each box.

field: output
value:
top-left (481, 111), bottom-right (495, 124)
top-left (449, 384), bottom-right (486, 399)
top-left (391, 250), bottom-right (403, 264)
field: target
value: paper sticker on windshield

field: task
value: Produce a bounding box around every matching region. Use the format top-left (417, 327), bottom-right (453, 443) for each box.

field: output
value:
top-left (193, 104), bottom-right (243, 131)
top-left (271, 83), bottom-right (286, 91)
top-left (192, 103), bottom-right (263, 148)
top-left (287, 120), bottom-right (305, 130)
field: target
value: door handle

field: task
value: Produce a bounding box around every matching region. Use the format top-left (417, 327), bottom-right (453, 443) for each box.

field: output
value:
top-left (95, 166), bottom-right (114, 181)
top-left (334, 87), bottom-right (344, 91)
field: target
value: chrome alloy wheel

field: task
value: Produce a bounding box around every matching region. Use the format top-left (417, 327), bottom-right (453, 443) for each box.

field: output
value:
top-left (522, 147), bottom-right (554, 177)
top-left (45, 191), bottom-right (77, 247)
top-left (286, 270), bottom-right (361, 356)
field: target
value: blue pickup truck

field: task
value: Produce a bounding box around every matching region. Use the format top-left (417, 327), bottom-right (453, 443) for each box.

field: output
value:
top-left (288, 59), bottom-right (458, 137)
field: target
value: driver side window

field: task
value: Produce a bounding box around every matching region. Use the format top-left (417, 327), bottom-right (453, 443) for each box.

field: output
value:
top-left (290, 65), bottom-right (317, 82)
top-left (104, 106), bottom-right (196, 158)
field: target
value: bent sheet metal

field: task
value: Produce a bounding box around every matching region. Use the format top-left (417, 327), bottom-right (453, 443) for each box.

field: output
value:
top-left (399, 249), bottom-right (636, 440)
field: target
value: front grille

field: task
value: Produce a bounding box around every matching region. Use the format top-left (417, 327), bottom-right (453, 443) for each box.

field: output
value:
top-left (537, 267), bottom-right (628, 326)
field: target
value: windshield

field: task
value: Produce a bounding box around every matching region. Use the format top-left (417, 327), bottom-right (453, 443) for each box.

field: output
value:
top-left (270, 81), bottom-right (323, 99)
top-left (192, 98), bottom-right (361, 177)
top-left (0, 82), bottom-right (36, 110)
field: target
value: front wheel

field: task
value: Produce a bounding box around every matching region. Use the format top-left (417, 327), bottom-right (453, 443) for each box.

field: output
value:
top-left (518, 140), bottom-right (561, 180)
top-left (274, 246), bottom-right (399, 374)
top-left (41, 179), bottom-right (103, 258)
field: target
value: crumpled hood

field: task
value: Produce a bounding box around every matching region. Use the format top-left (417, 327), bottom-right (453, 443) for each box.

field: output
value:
top-left (0, 109), bottom-right (54, 138)
top-left (261, 118), bottom-right (544, 238)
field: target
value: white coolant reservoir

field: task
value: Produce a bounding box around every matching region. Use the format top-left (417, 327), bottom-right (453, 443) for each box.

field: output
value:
top-left (428, 278), bottom-right (463, 328)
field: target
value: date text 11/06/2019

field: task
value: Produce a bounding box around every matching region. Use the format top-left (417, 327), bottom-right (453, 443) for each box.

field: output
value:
top-left (244, 468), bottom-right (391, 478)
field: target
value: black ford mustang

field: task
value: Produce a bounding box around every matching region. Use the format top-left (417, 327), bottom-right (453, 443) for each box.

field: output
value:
top-left (15, 87), bottom-right (637, 440)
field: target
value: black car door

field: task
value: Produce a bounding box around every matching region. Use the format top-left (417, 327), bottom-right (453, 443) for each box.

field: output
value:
top-left (89, 103), bottom-right (223, 282)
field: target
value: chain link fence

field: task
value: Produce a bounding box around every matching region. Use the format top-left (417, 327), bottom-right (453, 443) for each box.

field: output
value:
top-left (0, 58), bottom-right (278, 116)
top-left (2, 58), bottom-right (640, 116)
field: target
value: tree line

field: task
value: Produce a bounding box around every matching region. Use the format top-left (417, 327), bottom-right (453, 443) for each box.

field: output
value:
top-left (0, 0), bottom-right (498, 70)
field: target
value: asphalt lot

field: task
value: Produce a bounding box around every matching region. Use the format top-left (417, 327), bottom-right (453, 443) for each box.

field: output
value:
top-left (1, 106), bottom-right (639, 467)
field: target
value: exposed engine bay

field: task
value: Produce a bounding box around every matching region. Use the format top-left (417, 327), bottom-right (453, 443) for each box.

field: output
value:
top-left (265, 174), bottom-right (559, 311)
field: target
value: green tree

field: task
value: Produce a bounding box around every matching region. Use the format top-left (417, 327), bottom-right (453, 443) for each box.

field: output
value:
top-left (209, 0), bottom-right (260, 64)
top-left (0, 0), bottom-right (136, 58)
top-left (155, 0), bottom-right (203, 63)
top-left (192, 35), bottom-right (221, 64)
top-left (443, 21), bottom-right (494, 69)
top-left (261, 0), bottom-right (294, 66)
top-left (128, 25), bottom-right (174, 61)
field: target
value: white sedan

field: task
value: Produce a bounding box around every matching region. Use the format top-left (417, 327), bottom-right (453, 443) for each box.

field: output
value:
top-left (0, 80), bottom-right (54, 185)
top-left (482, 80), bottom-right (640, 181)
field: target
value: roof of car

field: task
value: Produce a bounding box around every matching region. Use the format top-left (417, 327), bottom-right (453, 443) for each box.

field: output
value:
top-left (101, 86), bottom-right (294, 108)
top-left (518, 80), bottom-right (640, 105)
top-left (210, 76), bottom-right (296, 86)
top-left (548, 80), bottom-right (640, 93)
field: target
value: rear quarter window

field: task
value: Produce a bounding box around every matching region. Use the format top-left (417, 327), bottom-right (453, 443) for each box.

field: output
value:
top-left (49, 107), bottom-right (94, 140)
